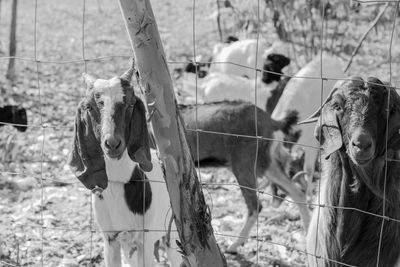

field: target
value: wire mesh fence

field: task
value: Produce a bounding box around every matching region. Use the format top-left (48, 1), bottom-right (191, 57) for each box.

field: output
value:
top-left (0, 0), bottom-right (400, 266)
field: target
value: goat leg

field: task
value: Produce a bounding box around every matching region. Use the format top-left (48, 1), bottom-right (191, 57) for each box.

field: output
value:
top-left (103, 232), bottom-right (122, 267)
top-left (227, 161), bottom-right (262, 254)
top-left (265, 159), bottom-right (310, 230)
top-left (226, 213), bottom-right (258, 254)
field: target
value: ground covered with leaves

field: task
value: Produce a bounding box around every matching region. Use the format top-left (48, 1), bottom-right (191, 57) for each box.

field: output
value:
top-left (1, 0), bottom-right (400, 266)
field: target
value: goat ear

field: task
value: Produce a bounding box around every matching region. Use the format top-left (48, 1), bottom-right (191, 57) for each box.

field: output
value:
top-left (314, 106), bottom-right (343, 159)
top-left (68, 104), bottom-right (108, 190)
top-left (127, 97), bottom-right (153, 172)
top-left (82, 73), bottom-right (95, 90)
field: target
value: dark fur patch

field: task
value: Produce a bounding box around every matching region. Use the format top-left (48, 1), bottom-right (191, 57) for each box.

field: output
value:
top-left (0, 105), bottom-right (28, 132)
top-left (224, 35), bottom-right (239, 43)
top-left (262, 53), bottom-right (290, 84)
top-left (124, 165), bottom-right (152, 215)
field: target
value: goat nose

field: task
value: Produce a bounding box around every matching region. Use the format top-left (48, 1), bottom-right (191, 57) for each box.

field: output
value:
top-left (104, 135), bottom-right (122, 150)
top-left (351, 131), bottom-right (373, 151)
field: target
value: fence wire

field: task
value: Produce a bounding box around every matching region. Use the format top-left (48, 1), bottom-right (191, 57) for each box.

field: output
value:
top-left (0, 0), bottom-right (399, 266)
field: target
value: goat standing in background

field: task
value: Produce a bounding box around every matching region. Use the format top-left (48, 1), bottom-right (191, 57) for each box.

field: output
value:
top-left (68, 69), bottom-right (181, 267)
top-left (0, 105), bottom-right (27, 132)
top-left (272, 55), bottom-right (346, 198)
top-left (302, 77), bottom-right (400, 266)
top-left (180, 101), bottom-right (310, 253)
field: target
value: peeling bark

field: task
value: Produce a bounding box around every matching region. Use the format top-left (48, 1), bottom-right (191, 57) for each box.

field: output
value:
top-left (117, 0), bottom-right (227, 266)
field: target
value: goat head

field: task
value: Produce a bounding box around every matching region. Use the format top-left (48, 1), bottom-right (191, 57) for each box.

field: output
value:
top-left (69, 69), bottom-right (152, 190)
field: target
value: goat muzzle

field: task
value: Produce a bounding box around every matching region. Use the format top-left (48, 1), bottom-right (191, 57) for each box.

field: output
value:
top-left (348, 129), bottom-right (375, 165)
top-left (103, 134), bottom-right (125, 158)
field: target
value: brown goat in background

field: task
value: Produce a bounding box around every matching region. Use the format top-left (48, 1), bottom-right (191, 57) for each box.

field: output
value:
top-left (302, 77), bottom-right (400, 267)
top-left (180, 101), bottom-right (309, 253)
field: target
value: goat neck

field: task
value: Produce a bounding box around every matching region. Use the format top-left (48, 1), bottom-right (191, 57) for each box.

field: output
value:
top-left (320, 143), bottom-right (400, 266)
top-left (104, 149), bottom-right (136, 183)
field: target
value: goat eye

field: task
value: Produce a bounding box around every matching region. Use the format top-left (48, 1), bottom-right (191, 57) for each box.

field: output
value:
top-left (332, 102), bottom-right (342, 111)
top-left (85, 104), bottom-right (92, 111)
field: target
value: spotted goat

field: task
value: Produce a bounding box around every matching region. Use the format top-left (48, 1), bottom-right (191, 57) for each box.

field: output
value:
top-left (68, 69), bottom-right (181, 267)
top-left (302, 77), bottom-right (400, 267)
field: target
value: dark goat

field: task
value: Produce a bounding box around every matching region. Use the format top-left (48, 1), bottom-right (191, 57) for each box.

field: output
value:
top-left (179, 101), bottom-right (310, 253)
top-left (303, 77), bottom-right (400, 266)
top-left (0, 105), bottom-right (27, 132)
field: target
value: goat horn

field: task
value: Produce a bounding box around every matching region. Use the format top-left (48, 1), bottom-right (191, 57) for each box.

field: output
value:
top-left (292, 171), bottom-right (307, 181)
top-left (298, 84), bottom-right (341, 125)
top-left (82, 73), bottom-right (96, 90)
top-left (120, 67), bottom-right (135, 82)
top-left (298, 116), bottom-right (319, 125)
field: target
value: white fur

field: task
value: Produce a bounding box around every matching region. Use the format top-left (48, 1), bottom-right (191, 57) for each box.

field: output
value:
top-left (94, 77), bottom-right (125, 104)
top-left (175, 73), bottom-right (206, 105)
top-left (210, 39), bottom-right (291, 79)
top-left (94, 149), bottom-right (181, 266)
top-left (94, 77), bottom-right (125, 135)
top-left (210, 39), bottom-right (269, 79)
top-left (175, 39), bottom-right (291, 106)
top-left (202, 72), bottom-right (276, 109)
top-left (271, 55), bottom-right (346, 197)
top-left (176, 72), bottom-right (276, 109)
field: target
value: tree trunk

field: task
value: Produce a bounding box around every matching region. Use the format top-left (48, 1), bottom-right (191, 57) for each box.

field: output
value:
top-left (117, 1), bottom-right (227, 266)
top-left (6, 0), bottom-right (17, 81)
top-left (0, 0), bottom-right (2, 53)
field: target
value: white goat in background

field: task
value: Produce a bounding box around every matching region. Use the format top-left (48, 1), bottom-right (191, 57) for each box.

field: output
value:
top-left (210, 39), bottom-right (290, 79)
top-left (272, 55), bottom-right (346, 197)
top-left (177, 52), bottom-right (291, 110)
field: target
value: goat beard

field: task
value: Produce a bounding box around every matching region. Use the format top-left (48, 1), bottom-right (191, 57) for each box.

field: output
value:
top-left (346, 151), bottom-right (386, 199)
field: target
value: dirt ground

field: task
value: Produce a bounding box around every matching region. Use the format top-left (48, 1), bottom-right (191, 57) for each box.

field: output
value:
top-left (1, 0), bottom-right (400, 266)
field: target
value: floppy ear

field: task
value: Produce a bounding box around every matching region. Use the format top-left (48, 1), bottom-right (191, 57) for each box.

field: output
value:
top-left (68, 103), bottom-right (108, 190)
top-left (386, 86), bottom-right (400, 150)
top-left (127, 97), bottom-right (153, 172)
top-left (314, 105), bottom-right (343, 159)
